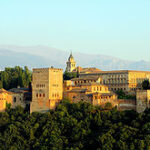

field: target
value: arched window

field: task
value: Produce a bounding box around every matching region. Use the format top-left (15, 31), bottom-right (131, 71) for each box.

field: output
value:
top-left (14, 97), bottom-right (16, 103)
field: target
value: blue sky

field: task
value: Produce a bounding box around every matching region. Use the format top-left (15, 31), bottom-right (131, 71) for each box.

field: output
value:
top-left (0, 0), bottom-right (150, 61)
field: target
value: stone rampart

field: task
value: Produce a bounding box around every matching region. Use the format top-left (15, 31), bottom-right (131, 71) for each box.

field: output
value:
top-left (118, 99), bottom-right (136, 111)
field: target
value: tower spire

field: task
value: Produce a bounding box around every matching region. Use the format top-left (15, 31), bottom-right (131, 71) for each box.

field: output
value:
top-left (66, 51), bottom-right (76, 72)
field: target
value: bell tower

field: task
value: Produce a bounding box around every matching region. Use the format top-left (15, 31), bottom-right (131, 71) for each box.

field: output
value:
top-left (66, 52), bottom-right (76, 72)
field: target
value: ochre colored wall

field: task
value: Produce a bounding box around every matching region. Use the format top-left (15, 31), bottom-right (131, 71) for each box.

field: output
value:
top-left (136, 90), bottom-right (150, 113)
top-left (0, 92), bottom-right (13, 112)
top-left (79, 71), bottom-right (150, 95)
top-left (30, 68), bottom-right (63, 113)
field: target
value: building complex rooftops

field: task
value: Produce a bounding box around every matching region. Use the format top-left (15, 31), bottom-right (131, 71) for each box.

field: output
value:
top-left (80, 70), bottom-right (150, 75)
top-left (73, 66), bottom-right (102, 74)
top-left (71, 76), bottom-right (100, 81)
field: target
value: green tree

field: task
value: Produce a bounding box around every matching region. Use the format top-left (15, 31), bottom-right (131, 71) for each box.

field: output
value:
top-left (142, 80), bottom-right (150, 90)
top-left (63, 71), bottom-right (77, 80)
top-left (0, 66), bottom-right (32, 89)
top-left (1, 101), bottom-right (150, 149)
top-left (0, 81), bottom-right (3, 89)
top-left (104, 102), bottom-right (113, 110)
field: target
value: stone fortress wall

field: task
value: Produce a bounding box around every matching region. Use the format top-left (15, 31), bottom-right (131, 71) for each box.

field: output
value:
top-left (1, 53), bottom-right (150, 113)
top-left (30, 67), bottom-right (63, 113)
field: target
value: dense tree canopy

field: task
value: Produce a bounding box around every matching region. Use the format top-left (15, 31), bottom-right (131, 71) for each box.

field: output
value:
top-left (0, 66), bottom-right (32, 90)
top-left (63, 71), bottom-right (78, 80)
top-left (142, 80), bottom-right (150, 90)
top-left (1, 101), bottom-right (150, 150)
top-left (116, 90), bottom-right (136, 100)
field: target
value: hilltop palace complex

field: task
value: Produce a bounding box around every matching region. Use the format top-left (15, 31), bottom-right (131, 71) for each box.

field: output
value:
top-left (1, 53), bottom-right (150, 113)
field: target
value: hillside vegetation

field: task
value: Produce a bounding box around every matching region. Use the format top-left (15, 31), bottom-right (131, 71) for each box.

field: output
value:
top-left (0, 66), bottom-right (32, 90)
top-left (0, 101), bottom-right (150, 150)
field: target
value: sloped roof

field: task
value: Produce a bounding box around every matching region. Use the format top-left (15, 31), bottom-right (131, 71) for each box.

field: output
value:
top-left (80, 82), bottom-right (106, 86)
top-left (73, 67), bottom-right (102, 73)
top-left (67, 88), bottom-right (90, 93)
top-left (90, 91), bottom-right (117, 96)
top-left (71, 76), bottom-right (100, 81)
top-left (80, 67), bottom-right (102, 73)
top-left (80, 70), bottom-right (150, 75)
top-left (8, 88), bottom-right (30, 93)
top-left (0, 88), bottom-right (12, 94)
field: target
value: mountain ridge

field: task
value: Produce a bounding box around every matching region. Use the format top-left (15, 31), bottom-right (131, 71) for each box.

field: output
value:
top-left (0, 45), bottom-right (150, 71)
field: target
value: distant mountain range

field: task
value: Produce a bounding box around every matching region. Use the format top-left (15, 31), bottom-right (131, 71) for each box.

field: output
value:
top-left (0, 45), bottom-right (150, 71)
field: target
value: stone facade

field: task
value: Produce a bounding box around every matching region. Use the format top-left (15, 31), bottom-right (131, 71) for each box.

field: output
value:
top-left (79, 70), bottom-right (150, 94)
top-left (63, 78), bottom-right (118, 107)
top-left (65, 53), bottom-right (150, 95)
top-left (9, 87), bottom-right (31, 109)
top-left (118, 99), bottom-right (136, 111)
top-left (30, 67), bottom-right (63, 113)
top-left (0, 89), bottom-right (13, 112)
top-left (0, 88), bottom-right (32, 112)
top-left (136, 90), bottom-right (150, 113)
top-left (71, 76), bottom-right (102, 85)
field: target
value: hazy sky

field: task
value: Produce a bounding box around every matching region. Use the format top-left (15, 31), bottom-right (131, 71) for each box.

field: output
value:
top-left (0, 0), bottom-right (150, 61)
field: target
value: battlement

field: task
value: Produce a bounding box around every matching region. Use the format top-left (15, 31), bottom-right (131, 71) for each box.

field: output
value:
top-left (33, 67), bottom-right (63, 73)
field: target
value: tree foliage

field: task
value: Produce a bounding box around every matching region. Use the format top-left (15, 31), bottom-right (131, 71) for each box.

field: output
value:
top-left (0, 66), bottom-right (32, 90)
top-left (116, 90), bottom-right (136, 100)
top-left (0, 101), bottom-right (150, 149)
top-left (104, 102), bottom-right (113, 110)
top-left (63, 71), bottom-right (78, 80)
top-left (142, 80), bottom-right (150, 90)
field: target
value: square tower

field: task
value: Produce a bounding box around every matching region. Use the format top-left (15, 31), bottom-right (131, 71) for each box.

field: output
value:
top-left (30, 67), bottom-right (63, 113)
